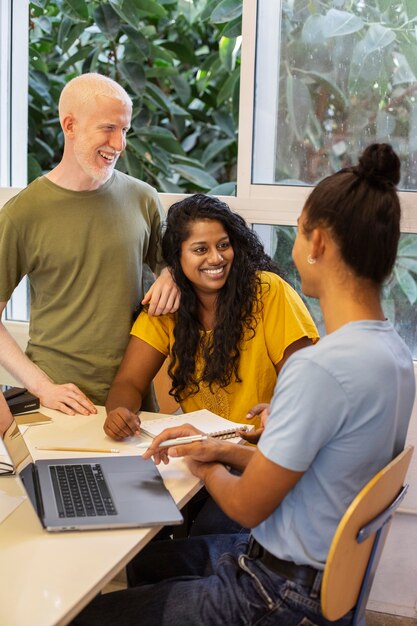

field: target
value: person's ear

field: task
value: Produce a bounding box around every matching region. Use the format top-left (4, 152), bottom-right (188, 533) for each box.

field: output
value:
top-left (62, 114), bottom-right (76, 138)
top-left (310, 227), bottom-right (326, 260)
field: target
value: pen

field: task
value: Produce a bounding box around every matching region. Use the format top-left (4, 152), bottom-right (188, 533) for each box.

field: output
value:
top-left (136, 434), bottom-right (208, 449)
top-left (35, 446), bottom-right (120, 453)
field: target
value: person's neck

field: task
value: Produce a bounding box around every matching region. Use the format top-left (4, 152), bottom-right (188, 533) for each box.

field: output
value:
top-left (45, 162), bottom-right (111, 192)
top-left (197, 292), bottom-right (218, 330)
top-left (320, 278), bottom-right (385, 335)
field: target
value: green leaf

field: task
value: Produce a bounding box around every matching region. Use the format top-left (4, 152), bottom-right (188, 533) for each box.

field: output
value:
top-left (293, 68), bottom-right (348, 111)
top-left (29, 46), bottom-right (49, 72)
top-left (217, 66), bottom-right (240, 105)
top-left (119, 61), bottom-right (146, 95)
top-left (58, 18), bottom-right (87, 53)
top-left (349, 24), bottom-right (395, 88)
top-left (110, 0), bottom-right (167, 23)
top-left (219, 16), bottom-right (241, 38)
top-left (392, 52), bottom-right (416, 86)
top-left (302, 15), bottom-right (327, 45)
top-left (93, 3), bottom-right (121, 38)
top-left (376, 110), bottom-right (396, 139)
top-left (399, 241), bottom-right (417, 257)
top-left (161, 41), bottom-right (198, 65)
top-left (138, 126), bottom-right (186, 155)
top-left (211, 0), bottom-right (242, 24)
top-left (170, 75), bottom-right (191, 104)
top-left (29, 72), bottom-right (54, 105)
top-left (219, 36), bottom-right (240, 72)
top-left (202, 138), bottom-right (235, 164)
top-left (398, 257), bottom-right (417, 274)
top-left (208, 181), bottom-right (236, 195)
top-left (171, 164), bottom-right (218, 189)
top-left (145, 82), bottom-right (190, 117)
top-left (37, 16), bottom-right (53, 34)
top-left (122, 26), bottom-right (150, 57)
top-left (399, 40), bottom-right (417, 78)
top-left (286, 75), bottom-right (312, 141)
top-left (201, 0), bottom-right (218, 21)
top-left (28, 153), bottom-right (44, 180)
top-left (34, 137), bottom-right (56, 160)
top-left (212, 111), bottom-right (236, 138)
top-left (108, 0), bottom-right (141, 29)
top-left (58, 0), bottom-right (89, 21)
top-left (321, 9), bottom-right (364, 38)
top-left (135, 0), bottom-right (167, 18)
top-left (394, 267), bottom-right (417, 304)
top-left (377, 0), bottom-right (391, 12)
top-left (146, 67), bottom-right (178, 79)
top-left (404, 0), bottom-right (417, 20)
top-left (58, 45), bottom-right (95, 71)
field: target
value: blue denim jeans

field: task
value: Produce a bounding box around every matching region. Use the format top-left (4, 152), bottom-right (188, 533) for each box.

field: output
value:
top-left (71, 534), bottom-right (353, 626)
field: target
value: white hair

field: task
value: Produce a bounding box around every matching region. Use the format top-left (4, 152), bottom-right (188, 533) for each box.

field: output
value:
top-left (58, 73), bottom-right (132, 123)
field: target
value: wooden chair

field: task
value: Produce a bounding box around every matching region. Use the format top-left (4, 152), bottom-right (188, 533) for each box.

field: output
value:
top-left (321, 445), bottom-right (414, 625)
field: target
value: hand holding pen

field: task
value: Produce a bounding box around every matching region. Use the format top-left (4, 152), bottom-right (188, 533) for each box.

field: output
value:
top-left (140, 424), bottom-right (223, 467)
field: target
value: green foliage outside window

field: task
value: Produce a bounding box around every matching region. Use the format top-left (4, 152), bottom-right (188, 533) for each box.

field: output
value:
top-left (28, 0), bottom-right (241, 194)
top-left (275, 0), bottom-right (417, 186)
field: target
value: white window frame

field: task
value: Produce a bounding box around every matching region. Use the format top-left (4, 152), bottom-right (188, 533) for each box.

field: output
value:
top-left (0, 0), bottom-right (28, 187)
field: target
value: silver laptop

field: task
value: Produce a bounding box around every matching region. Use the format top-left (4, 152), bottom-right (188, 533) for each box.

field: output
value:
top-left (2, 416), bottom-right (183, 532)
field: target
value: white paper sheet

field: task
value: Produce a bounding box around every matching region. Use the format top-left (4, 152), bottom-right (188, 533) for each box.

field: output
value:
top-left (0, 489), bottom-right (25, 524)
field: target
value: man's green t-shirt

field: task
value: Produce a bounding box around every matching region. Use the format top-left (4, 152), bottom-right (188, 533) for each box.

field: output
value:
top-left (0, 171), bottom-right (164, 404)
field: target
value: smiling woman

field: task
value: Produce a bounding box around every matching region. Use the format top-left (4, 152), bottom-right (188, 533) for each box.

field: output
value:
top-left (103, 193), bottom-right (319, 441)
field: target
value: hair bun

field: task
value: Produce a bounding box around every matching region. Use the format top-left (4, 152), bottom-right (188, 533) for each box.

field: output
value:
top-left (356, 143), bottom-right (400, 188)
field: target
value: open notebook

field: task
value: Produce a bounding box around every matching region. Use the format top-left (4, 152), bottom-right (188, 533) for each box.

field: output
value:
top-left (139, 409), bottom-right (252, 441)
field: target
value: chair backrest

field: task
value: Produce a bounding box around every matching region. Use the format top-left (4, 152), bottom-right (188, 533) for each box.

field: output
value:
top-left (321, 445), bottom-right (414, 623)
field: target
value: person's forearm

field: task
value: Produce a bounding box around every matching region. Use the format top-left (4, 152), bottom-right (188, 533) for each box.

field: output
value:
top-left (105, 380), bottom-right (142, 414)
top-left (199, 463), bottom-right (250, 526)
top-left (214, 440), bottom-right (256, 472)
top-left (0, 322), bottom-right (53, 396)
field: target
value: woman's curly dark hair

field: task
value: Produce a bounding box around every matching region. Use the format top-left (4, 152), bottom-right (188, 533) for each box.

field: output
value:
top-left (161, 193), bottom-right (281, 403)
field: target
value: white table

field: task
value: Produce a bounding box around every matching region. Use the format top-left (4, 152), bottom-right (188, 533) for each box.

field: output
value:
top-left (0, 406), bottom-right (201, 626)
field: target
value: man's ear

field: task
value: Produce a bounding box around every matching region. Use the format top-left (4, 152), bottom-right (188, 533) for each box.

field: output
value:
top-left (62, 114), bottom-right (75, 138)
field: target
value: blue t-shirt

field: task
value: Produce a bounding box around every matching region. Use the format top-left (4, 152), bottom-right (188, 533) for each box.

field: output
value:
top-left (253, 320), bottom-right (415, 569)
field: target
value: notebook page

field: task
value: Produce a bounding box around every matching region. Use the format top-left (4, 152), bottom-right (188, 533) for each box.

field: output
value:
top-left (139, 409), bottom-right (251, 440)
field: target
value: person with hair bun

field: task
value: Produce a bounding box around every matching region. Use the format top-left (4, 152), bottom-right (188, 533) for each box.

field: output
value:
top-left (72, 145), bottom-right (415, 626)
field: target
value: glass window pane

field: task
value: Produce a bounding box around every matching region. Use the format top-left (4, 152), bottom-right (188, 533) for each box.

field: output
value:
top-left (5, 278), bottom-right (30, 323)
top-left (253, 0), bottom-right (417, 190)
top-left (254, 224), bottom-right (417, 359)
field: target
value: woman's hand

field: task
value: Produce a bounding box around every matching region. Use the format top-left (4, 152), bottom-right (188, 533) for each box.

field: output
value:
top-left (38, 381), bottom-right (97, 416)
top-left (237, 403), bottom-right (271, 444)
top-left (104, 407), bottom-right (141, 440)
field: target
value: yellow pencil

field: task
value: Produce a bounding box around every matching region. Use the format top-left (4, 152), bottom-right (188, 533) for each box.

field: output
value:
top-left (35, 446), bottom-right (120, 453)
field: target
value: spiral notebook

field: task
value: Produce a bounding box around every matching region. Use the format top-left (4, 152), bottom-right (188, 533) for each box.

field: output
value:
top-left (139, 409), bottom-right (252, 442)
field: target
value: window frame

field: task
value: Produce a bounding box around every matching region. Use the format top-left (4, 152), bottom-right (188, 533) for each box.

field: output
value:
top-left (0, 0), bottom-right (28, 188)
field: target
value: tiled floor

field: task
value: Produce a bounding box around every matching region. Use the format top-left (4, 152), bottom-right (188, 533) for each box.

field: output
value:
top-left (366, 613), bottom-right (417, 626)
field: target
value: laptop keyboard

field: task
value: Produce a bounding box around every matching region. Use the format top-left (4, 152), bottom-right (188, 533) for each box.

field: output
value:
top-left (49, 463), bottom-right (117, 518)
